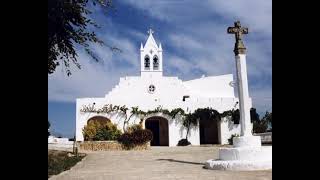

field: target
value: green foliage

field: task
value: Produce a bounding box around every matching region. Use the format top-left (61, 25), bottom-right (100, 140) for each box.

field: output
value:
top-left (224, 108), bottom-right (260, 124)
top-left (183, 113), bottom-right (199, 140)
top-left (250, 108), bottom-right (260, 123)
top-left (48, 0), bottom-right (116, 76)
top-left (232, 109), bottom-right (240, 124)
top-left (80, 104), bottom-right (265, 136)
top-left (252, 111), bottom-right (272, 133)
top-left (48, 150), bottom-right (85, 178)
top-left (126, 124), bottom-right (143, 134)
top-left (228, 134), bottom-right (239, 145)
top-left (177, 138), bottom-right (191, 146)
top-left (253, 121), bottom-right (268, 133)
top-left (82, 120), bottom-right (122, 141)
top-left (118, 129), bottom-right (153, 149)
top-left (263, 111), bottom-right (272, 130)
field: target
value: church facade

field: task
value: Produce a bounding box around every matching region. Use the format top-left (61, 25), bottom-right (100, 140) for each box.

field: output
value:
top-left (76, 30), bottom-right (251, 146)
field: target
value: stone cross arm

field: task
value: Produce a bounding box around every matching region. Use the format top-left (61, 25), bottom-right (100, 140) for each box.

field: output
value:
top-left (227, 27), bottom-right (248, 34)
top-left (227, 21), bottom-right (249, 55)
top-left (227, 21), bottom-right (248, 41)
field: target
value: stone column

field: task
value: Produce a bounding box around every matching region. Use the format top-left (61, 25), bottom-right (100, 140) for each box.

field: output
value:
top-left (228, 21), bottom-right (261, 147)
top-left (235, 54), bottom-right (252, 137)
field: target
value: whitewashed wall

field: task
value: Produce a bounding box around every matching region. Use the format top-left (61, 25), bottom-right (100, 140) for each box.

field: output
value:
top-left (75, 74), bottom-right (247, 146)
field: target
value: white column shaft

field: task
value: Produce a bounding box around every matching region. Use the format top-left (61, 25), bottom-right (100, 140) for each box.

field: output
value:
top-left (235, 54), bottom-right (251, 136)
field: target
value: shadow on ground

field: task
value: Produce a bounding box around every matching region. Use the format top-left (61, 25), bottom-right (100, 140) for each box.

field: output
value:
top-left (157, 158), bottom-right (205, 165)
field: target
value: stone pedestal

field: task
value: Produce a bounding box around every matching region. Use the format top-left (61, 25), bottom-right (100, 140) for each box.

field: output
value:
top-left (204, 135), bottom-right (272, 170)
top-left (232, 136), bottom-right (261, 148)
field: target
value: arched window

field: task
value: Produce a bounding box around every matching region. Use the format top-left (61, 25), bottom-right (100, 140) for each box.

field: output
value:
top-left (144, 55), bottom-right (150, 70)
top-left (153, 55), bottom-right (159, 70)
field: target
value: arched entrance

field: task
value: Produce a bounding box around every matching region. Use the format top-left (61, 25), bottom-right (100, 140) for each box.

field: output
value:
top-left (87, 116), bottom-right (111, 125)
top-left (145, 116), bottom-right (169, 146)
top-left (199, 119), bottom-right (219, 144)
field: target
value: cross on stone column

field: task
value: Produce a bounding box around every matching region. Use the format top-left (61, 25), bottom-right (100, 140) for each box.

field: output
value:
top-left (227, 21), bottom-right (252, 137)
top-left (227, 21), bottom-right (248, 55)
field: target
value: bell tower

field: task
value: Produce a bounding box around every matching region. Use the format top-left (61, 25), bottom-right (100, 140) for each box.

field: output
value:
top-left (140, 29), bottom-right (163, 77)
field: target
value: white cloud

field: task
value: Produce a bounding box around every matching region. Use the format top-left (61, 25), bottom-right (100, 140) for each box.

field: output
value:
top-left (166, 55), bottom-right (194, 75)
top-left (49, 0), bottom-right (272, 113)
top-left (48, 34), bottom-right (141, 102)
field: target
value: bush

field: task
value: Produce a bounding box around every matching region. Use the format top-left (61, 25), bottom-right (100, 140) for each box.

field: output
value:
top-left (118, 129), bottom-right (153, 149)
top-left (177, 139), bottom-right (191, 146)
top-left (228, 134), bottom-right (239, 145)
top-left (253, 120), bottom-right (268, 133)
top-left (252, 111), bottom-right (271, 133)
top-left (126, 124), bottom-right (143, 133)
top-left (83, 120), bottom-right (122, 141)
top-left (48, 150), bottom-right (85, 178)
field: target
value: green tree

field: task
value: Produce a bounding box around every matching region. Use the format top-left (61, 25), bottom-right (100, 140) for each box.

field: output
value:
top-left (262, 111), bottom-right (272, 131)
top-left (48, 0), bottom-right (116, 76)
top-left (250, 108), bottom-right (260, 123)
top-left (252, 111), bottom-right (272, 133)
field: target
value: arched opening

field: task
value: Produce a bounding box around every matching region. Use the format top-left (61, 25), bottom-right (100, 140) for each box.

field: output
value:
top-left (87, 116), bottom-right (111, 125)
top-left (199, 119), bottom-right (219, 144)
top-left (153, 55), bottom-right (159, 70)
top-left (145, 116), bottom-right (169, 146)
top-left (144, 55), bottom-right (150, 70)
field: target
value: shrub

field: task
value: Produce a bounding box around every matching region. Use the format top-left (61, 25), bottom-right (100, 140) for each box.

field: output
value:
top-left (48, 150), bottom-right (85, 178)
top-left (126, 124), bottom-right (143, 133)
top-left (83, 120), bottom-right (122, 141)
top-left (118, 129), bottom-right (153, 149)
top-left (177, 138), bottom-right (191, 146)
top-left (252, 120), bottom-right (268, 133)
top-left (228, 134), bottom-right (239, 145)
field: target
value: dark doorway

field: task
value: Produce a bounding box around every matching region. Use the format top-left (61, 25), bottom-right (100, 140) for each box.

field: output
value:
top-left (145, 119), bottom-right (159, 146)
top-left (145, 116), bottom-right (169, 146)
top-left (199, 119), bottom-right (219, 144)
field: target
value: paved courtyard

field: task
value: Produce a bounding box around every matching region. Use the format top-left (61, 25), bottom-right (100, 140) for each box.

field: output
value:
top-left (50, 146), bottom-right (272, 180)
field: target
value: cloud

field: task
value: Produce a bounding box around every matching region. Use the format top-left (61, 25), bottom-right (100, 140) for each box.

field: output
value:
top-left (48, 34), bottom-right (140, 102)
top-left (119, 0), bottom-right (272, 112)
top-left (49, 0), bottom-right (272, 113)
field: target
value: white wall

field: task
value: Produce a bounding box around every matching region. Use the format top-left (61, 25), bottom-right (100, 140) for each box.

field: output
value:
top-left (219, 117), bottom-right (241, 144)
top-left (183, 74), bottom-right (235, 98)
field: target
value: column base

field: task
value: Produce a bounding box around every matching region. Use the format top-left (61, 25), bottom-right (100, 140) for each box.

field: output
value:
top-left (204, 136), bottom-right (272, 171)
top-left (233, 135), bottom-right (261, 147)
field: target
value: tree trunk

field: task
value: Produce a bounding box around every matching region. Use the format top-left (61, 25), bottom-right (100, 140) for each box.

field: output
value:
top-left (185, 122), bottom-right (191, 140)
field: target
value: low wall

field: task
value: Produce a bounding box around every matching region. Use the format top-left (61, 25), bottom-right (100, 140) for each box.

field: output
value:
top-left (48, 136), bottom-right (72, 144)
top-left (254, 132), bottom-right (272, 144)
top-left (78, 141), bottom-right (150, 151)
top-left (48, 143), bottom-right (74, 152)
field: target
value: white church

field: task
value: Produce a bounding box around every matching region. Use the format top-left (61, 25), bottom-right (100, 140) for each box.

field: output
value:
top-left (76, 29), bottom-right (252, 146)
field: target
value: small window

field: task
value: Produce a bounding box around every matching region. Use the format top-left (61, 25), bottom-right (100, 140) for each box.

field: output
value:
top-left (153, 55), bottom-right (159, 70)
top-left (144, 55), bottom-right (150, 70)
top-left (148, 84), bottom-right (156, 93)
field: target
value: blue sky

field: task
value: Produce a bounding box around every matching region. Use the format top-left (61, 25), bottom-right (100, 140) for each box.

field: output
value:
top-left (48, 0), bottom-right (272, 138)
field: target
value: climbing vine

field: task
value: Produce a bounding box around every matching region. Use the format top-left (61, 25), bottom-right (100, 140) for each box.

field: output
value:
top-left (79, 103), bottom-right (245, 132)
top-left (80, 103), bottom-right (260, 142)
